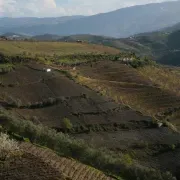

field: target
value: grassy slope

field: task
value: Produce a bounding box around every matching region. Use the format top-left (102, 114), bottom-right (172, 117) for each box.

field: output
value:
top-left (138, 65), bottom-right (180, 128)
top-left (0, 41), bottom-right (119, 56)
top-left (138, 65), bottom-right (180, 96)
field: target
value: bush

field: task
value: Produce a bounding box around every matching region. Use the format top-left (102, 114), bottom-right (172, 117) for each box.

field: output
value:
top-left (0, 132), bottom-right (20, 161)
top-left (129, 57), bottom-right (156, 68)
top-left (5, 96), bottom-right (22, 108)
top-left (62, 118), bottom-right (73, 130)
top-left (0, 64), bottom-right (14, 74)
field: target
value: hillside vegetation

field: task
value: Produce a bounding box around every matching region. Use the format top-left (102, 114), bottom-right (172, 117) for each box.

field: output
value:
top-left (130, 29), bottom-right (180, 65)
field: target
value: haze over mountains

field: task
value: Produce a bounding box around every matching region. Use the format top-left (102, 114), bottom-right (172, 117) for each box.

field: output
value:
top-left (1, 1), bottom-right (180, 37)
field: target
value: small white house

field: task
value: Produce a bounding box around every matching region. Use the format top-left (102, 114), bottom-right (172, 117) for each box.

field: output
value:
top-left (43, 68), bottom-right (51, 72)
top-left (46, 69), bottom-right (51, 72)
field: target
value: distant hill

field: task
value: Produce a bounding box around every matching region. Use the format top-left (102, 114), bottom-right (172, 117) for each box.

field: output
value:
top-left (0, 16), bottom-right (84, 35)
top-left (130, 28), bottom-right (180, 66)
top-left (32, 34), bottom-right (61, 41)
top-left (0, 16), bottom-right (84, 27)
top-left (1, 32), bottom-right (31, 40)
top-left (1, 1), bottom-right (180, 37)
top-left (2, 25), bottom-right (180, 66)
top-left (58, 28), bottom-right (180, 66)
top-left (162, 22), bottom-right (180, 32)
top-left (59, 34), bottom-right (114, 43)
top-left (58, 34), bottom-right (151, 56)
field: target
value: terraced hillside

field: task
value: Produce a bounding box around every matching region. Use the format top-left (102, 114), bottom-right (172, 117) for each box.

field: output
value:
top-left (0, 63), bottom-right (152, 133)
top-left (0, 39), bottom-right (180, 180)
top-left (72, 60), bottom-right (180, 178)
top-left (0, 140), bottom-right (114, 180)
top-left (138, 65), bottom-right (180, 130)
top-left (75, 61), bottom-right (180, 119)
top-left (0, 59), bottom-right (180, 180)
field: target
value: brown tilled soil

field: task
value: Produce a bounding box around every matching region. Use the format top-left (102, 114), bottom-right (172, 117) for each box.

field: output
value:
top-left (77, 61), bottom-right (153, 85)
top-left (0, 152), bottom-right (66, 180)
top-left (0, 63), bottom-right (152, 130)
top-left (1, 62), bottom-right (180, 179)
top-left (0, 142), bottom-right (114, 180)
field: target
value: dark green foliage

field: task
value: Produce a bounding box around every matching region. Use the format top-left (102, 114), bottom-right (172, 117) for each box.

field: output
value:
top-left (0, 52), bottom-right (35, 64)
top-left (132, 29), bottom-right (180, 66)
top-left (3, 97), bottom-right (58, 109)
top-left (158, 51), bottom-right (180, 66)
top-left (129, 57), bottom-right (156, 68)
top-left (167, 30), bottom-right (180, 49)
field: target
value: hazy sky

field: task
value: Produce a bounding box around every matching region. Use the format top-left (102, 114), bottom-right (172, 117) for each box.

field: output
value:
top-left (0, 0), bottom-right (178, 17)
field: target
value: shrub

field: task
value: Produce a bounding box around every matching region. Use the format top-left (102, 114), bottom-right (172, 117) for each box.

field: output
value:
top-left (122, 154), bottom-right (133, 166)
top-left (62, 118), bottom-right (73, 130)
top-left (3, 95), bottom-right (22, 108)
top-left (129, 57), bottom-right (156, 68)
top-left (0, 132), bottom-right (20, 161)
top-left (170, 144), bottom-right (176, 151)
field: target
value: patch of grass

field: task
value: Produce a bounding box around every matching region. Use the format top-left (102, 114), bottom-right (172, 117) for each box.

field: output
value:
top-left (0, 63), bottom-right (14, 73)
top-left (56, 58), bottom-right (88, 65)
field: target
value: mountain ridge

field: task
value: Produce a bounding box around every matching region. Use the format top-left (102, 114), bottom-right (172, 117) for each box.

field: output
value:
top-left (1, 1), bottom-right (180, 37)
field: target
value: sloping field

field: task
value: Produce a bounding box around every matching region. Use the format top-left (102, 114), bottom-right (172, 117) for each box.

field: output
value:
top-left (0, 64), bottom-right (152, 131)
top-left (138, 65), bottom-right (180, 128)
top-left (0, 62), bottom-right (180, 179)
top-left (138, 65), bottom-right (180, 96)
top-left (0, 141), bottom-right (113, 180)
top-left (0, 41), bottom-right (119, 56)
top-left (75, 61), bottom-right (180, 118)
top-left (78, 61), bottom-right (152, 85)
